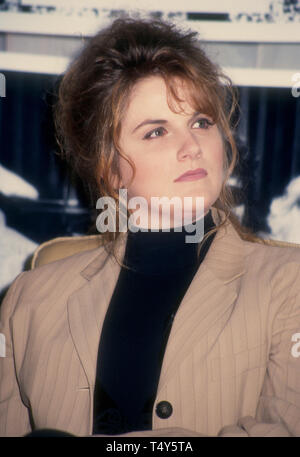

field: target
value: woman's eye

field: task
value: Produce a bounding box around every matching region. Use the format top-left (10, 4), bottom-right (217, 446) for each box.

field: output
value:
top-left (192, 118), bottom-right (213, 129)
top-left (143, 127), bottom-right (166, 140)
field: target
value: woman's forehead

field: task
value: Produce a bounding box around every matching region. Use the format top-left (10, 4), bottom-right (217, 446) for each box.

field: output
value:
top-left (124, 75), bottom-right (210, 120)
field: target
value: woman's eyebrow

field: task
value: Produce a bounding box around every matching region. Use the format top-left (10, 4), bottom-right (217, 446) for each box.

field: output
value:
top-left (132, 119), bottom-right (167, 134)
top-left (131, 111), bottom-right (203, 134)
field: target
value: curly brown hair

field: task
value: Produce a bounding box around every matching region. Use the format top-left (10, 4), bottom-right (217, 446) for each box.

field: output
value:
top-left (53, 16), bottom-right (263, 267)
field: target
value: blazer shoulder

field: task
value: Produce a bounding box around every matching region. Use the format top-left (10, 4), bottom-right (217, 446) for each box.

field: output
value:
top-left (247, 237), bottom-right (300, 264)
top-left (243, 237), bottom-right (300, 294)
top-left (4, 242), bottom-right (108, 303)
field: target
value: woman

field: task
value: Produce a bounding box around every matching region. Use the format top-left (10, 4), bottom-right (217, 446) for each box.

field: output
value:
top-left (1, 17), bottom-right (300, 438)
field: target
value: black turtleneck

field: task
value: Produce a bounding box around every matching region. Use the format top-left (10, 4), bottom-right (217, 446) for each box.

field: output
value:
top-left (92, 210), bottom-right (216, 435)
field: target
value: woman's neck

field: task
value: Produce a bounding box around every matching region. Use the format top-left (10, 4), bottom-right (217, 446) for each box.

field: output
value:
top-left (123, 209), bottom-right (215, 275)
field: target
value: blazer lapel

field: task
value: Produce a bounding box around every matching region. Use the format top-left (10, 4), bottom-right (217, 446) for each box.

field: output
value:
top-left (156, 215), bottom-right (252, 391)
top-left (67, 239), bottom-right (125, 388)
top-left (67, 238), bottom-right (127, 434)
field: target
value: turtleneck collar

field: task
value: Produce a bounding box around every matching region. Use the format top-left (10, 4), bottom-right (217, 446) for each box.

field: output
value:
top-left (122, 210), bottom-right (216, 276)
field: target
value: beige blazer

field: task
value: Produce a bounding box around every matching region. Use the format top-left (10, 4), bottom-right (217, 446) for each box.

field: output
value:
top-left (1, 210), bottom-right (300, 437)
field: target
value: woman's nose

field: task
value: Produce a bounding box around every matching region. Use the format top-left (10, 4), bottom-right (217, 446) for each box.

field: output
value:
top-left (177, 131), bottom-right (202, 162)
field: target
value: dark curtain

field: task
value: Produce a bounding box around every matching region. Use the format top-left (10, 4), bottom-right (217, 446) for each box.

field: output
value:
top-left (0, 71), bottom-right (91, 243)
top-left (237, 86), bottom-right (300, 233)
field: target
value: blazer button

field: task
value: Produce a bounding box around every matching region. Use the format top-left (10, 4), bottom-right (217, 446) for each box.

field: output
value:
top-left (155, 401), bottom-right (173, 419)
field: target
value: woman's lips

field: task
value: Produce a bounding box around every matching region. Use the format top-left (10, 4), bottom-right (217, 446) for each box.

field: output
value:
top-left (174, 168), bottom-right (207, 182)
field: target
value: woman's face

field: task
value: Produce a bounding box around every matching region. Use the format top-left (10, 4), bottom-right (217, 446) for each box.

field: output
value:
top-left (117, 76), bottom-right (224, 227)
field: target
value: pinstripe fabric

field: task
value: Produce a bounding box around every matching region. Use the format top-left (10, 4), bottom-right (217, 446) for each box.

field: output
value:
top-left (1, 209), bottom-right (300, 437)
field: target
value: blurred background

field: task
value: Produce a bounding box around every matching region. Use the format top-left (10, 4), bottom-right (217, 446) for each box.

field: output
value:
top-left (0, 0), bottom-right (300, 298)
